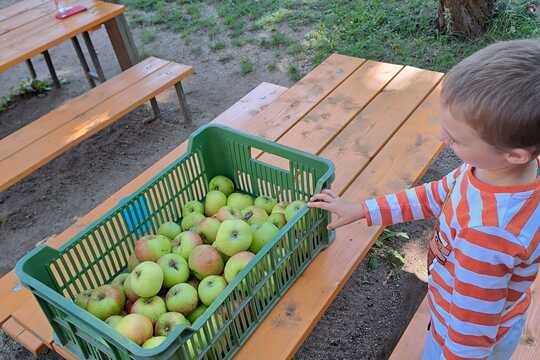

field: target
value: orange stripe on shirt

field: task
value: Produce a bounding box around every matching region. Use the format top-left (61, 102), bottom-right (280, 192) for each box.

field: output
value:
top-left (448, 327), bottom-right (495, 347)
top-left (456, 176), bottom-right (470, 229)
top-left (454, 278), bottom-right (507, 302)
top-left (506, 195), bottom-right (540, 238)
top-left (480, 191), bottom-right (499, 228)
top-left (453, 248), bottom-right (511, 277)
top-left (443, 347), bottom-right (487, 360)
top-left (460, 228), bottom-right (524, 258)
top-left (376, 195), bottom-right (393, 225)
top-left (414, 185), bottom-right (432, 218)
top-left (395, 191), bottom-right (414, 222)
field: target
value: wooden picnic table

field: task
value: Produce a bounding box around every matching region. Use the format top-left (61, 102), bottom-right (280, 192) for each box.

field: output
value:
top-left (0, 0), bottom-right (138, 78)
top-left (0, 53), bottom-right (447, 358)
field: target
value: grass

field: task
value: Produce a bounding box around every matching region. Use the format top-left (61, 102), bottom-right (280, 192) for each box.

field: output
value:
top-left (367, 229), bottom-right (409, 271)
top-left (119, 0), bottom-right (539, 73)
top-left (0, 79), bottom-right (52, 113)
top-left (240, 58), bottom-right (254, 74)
top-left (209, 41), bottom-right (226, 51)
top-left (141, 28), bottom-right (156, 44)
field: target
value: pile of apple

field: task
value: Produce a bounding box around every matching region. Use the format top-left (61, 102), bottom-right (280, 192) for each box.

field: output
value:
top-left (74, 175), bottom-right (306, 350)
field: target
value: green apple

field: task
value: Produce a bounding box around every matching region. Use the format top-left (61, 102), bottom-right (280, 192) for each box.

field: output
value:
top-left (254, 196), bottom-right (277, 214)
top-left (250, 223), bottom-right (279, 254)
top-left (172, 231), bottom-right (203, 260)
top-left (204, 190), bottom-right (227, 216)
top-left (87, 285), bottom-right (125, 320)
top-left (195, 217), bottom-right (221, 244)
top-left (105, 315), bottom-right (123, 329)
top-left (213, 219), bottom-right (253, 256)
top-left (158, 221), bottom-right (182, 240)
top-left (115, 313), bottom-right (153, 345)
top-left (165, 283), bottom-right (198, 314)
top-left (155, 234), bottom-right (172, 254)
top-left (111, 273), bottom-right (129, 291)
top-left (75, 289), bottom-right (93, 310)
top-left (187, 304), bottom-right (208, 323)
top-left (271, 201), bottom-right (289, 215)
top-left (134, 235), bottom-right (170, 262)
top-left (224, 251), bottom-right (255, 283)
top-left (198, 275), bottom-right (227, 306)
top-left (142, 336), bottom-right (166, 349)
top-left (158, 254), bottom-right (190, 288)
top-left (227, 193), bottom-right (254, 211)
top-left (123, 275), bottom-right (139, 302)
top-left (182, 200), bottom-right (204, 217)
top-left (188, 245), bottom-right (224, 280)
top-left (267, 213), bottom-right (287, 229)
top-left (181, 212), bottom-right (205, 231)
top-left (214, 206), bottom-right (241, 222)
top-left (285, 200), bottom-right (307, 221)
top-left (132, 296), bottom-right (167, 323)
top-left (155, 312), bottom-right (190, 336)
top-left (208, 175), bottom-right (235, 196)
top-left (127, 252), bottom-right (140, 272)
top-left (241, 206), bottom-right (268, 225)
top-left (130, 262), bottom-right (163, 298)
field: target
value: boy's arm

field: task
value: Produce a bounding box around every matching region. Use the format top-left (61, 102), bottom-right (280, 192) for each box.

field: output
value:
top-left (439, 226), bottom-right (526, 359)
top-left (364, 164), bottom-right (465, 226)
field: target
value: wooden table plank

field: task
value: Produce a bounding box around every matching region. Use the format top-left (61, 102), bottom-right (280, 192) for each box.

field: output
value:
top-left (322, 66), bottom-right (443, 192)
top-left (0, 0), bottom-right (98, 43)
top-left (245, 54), bottom-right (365, 142)
top-left (0, 1), bottom-right (54, 36)
top-left (0, 0), bottom-right (48, 21)
top-left (0, 57), bottom-right (169, 161)
top-left (234, 84), bottom-right (444, 360)
top-left (0, 1), bottom-right (124, 72)
top-left (259, 60), bottom-right (403, 168)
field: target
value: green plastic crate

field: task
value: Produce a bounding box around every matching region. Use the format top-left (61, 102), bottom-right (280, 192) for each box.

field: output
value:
top-left (16, 124), bottom-right (335, 360)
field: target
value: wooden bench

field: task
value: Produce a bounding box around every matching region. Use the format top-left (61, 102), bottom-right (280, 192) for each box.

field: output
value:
top-left (0, 56), bottom-right (192, 192)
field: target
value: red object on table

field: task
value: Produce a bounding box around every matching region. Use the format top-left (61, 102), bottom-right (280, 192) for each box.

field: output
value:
top-left (55, 5), bottom-right (87, 19)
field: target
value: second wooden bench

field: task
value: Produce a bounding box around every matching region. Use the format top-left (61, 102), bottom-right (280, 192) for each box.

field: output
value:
top-left (0, 56), bottom-right (193, 191)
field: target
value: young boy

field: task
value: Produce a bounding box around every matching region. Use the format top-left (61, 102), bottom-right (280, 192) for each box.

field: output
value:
top-left (308, 39), bottom-right (540, 360)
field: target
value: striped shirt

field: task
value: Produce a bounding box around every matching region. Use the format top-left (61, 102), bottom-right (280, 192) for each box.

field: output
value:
top-left (364, 160), bottom-right (540, 359)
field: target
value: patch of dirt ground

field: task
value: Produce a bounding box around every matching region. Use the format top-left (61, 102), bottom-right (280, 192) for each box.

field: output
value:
top-left (0, 0), bottom-right (461, 358)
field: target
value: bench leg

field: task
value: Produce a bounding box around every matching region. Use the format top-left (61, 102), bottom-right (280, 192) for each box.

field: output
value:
top-left (25, 59), bottom-right (37, 80)
top-left (175, 82), bottom-right (192, 123)
top-left (42, 50), bottom-right (61, 89)
top-left (71, 36), bottom-right (96, 88)
top-left (147, 98), bottom-right (161, 123)
top-left (82, 31), bottom-right (106, 83)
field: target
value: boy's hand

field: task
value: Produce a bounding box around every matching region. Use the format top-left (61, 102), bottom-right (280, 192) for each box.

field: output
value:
top-left (308, 189), bottom-right (365, 230)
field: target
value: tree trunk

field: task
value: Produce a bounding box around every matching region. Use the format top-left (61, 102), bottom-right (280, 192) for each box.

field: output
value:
top-left (437, 0), bottom-right (496, 38)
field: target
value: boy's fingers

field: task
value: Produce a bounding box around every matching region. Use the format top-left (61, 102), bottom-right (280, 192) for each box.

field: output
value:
top-left (322, 189), bottom-right (338, 198)
top-left (307, 201), bottom-right (331, 211)
top-left (309, 193), bottom-right (334, 203)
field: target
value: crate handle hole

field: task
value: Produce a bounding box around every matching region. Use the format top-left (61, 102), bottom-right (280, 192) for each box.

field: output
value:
top-left (251, 147), bottom-right (290, 172)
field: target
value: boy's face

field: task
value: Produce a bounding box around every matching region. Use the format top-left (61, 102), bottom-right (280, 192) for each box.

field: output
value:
top-left (439, 104), bottom-right (509, 170)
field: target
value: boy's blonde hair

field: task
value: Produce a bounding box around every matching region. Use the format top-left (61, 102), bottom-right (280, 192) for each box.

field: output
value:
top-left (441, 39), bottom-right (540, 156)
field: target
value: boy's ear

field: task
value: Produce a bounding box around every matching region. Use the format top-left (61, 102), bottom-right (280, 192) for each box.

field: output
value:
top-left (504, 148), bottom-right (534, 165)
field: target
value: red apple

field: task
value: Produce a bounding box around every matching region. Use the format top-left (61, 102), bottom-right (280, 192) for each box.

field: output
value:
top-left (115, 313), bottom-right (153, 345)
top-left (188, 245), bottom-right (224, 280)
top-left (87, 285), bottom-right (125, 320)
